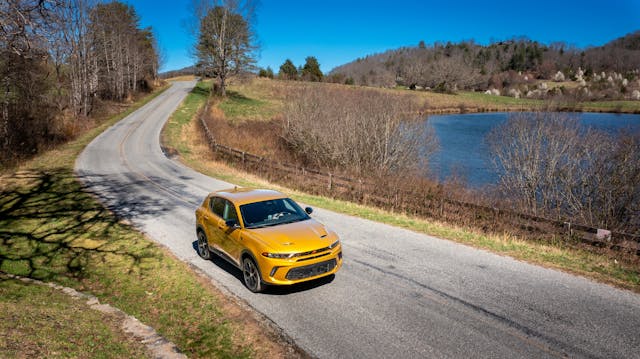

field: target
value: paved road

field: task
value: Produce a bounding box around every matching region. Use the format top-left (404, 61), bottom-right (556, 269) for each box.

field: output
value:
top-left (76, 81), bottom-right (640, 358)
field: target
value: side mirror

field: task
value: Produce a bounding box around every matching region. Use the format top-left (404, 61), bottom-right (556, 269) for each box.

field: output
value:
top-left (225, 219), bottom-right (240, 229)
top-left (304, 207), bottom-right (313, 215)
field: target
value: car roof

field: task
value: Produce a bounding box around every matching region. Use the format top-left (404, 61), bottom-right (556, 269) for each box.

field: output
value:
top-left (211, 188), bottom-right (287, 206)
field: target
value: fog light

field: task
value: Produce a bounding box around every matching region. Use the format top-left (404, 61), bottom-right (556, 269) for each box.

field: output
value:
top-left (270, 267), bottom-right (279, 277)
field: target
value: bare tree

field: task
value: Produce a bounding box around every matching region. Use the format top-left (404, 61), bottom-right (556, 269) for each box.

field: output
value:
top-left (488, 113), bottom-right (585, 216)
top-left (89, 2), bottom-right (158, 101)
top-left (0, 0), bottom-right (159, 164)
top-left (193, 0), bottom-right (257, 96)
top-left (488, 112), bottom-right (640, 232)
top-left (0, 0), bottom-right (60, 156)
top-left (432, 52), bottom-right (482, 91)
top-left (54, 0), bottom-right (97, 117)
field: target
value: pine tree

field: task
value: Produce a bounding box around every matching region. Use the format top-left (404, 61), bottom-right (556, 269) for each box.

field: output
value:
top-left (301, 56), bottom-right (323, 82)
top-left (278, 59), bottom-right (298, 80)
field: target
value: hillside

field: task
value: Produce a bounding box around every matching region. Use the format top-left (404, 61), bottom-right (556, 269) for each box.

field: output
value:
top-left (328, 32), bottom-right (640, 101)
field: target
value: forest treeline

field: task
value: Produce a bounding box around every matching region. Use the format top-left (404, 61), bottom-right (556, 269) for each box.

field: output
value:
top-left (328, 32), bottom-right (640, 100)
top-left (1, 0), bottom-right (160, 165)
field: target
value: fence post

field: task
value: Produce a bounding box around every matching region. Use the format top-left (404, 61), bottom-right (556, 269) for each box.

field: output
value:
top-left (328, 173), bottom-right (333, 190)
top-left (241, 151), bottom-right (245, 164)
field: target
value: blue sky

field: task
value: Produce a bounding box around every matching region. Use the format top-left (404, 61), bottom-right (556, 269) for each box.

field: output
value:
top-left (129, 0), bottom-right (640, 73)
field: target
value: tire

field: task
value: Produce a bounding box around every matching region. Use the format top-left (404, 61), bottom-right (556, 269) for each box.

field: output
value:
top-left (242, 257), bottom-right (264, 293)
top-left (196, 230), bottom-right (211, 260)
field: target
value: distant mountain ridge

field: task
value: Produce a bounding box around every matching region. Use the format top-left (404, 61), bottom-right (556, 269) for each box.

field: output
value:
top-left (605, 31), bottom-right (640, 50)
top-left (159, 65), bottom-right (197, 79)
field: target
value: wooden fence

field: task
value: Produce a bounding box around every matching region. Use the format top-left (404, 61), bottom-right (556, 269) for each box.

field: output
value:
top-left (198, 97), bottom-right (640, 255)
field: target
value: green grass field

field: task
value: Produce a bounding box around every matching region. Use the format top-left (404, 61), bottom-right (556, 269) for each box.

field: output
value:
top-left (457, 91), bottom-right (543, 108)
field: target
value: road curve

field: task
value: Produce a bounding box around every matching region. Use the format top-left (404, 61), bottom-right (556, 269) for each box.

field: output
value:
top-left (76, 81), bottom-right (640, 358)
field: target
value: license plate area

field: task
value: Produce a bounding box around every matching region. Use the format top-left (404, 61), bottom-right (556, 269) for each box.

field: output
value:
top-left (285, 259), bottom-right (336, 280)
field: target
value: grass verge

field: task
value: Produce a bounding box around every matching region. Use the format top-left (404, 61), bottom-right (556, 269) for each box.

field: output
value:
top-left (0, 83), bottom-right (294, 358)
top-left (0, 275), bottom-right (148, 358)
top-left (165, 80), bottom-right (640, 293)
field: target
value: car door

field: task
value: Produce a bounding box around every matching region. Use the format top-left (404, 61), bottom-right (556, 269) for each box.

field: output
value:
top-left (219, 199), bottom-right (243, 264)
top-left (206, 196), bottom-right (227, 253)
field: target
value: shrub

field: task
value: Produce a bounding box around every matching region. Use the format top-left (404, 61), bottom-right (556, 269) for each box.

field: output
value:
top-left (487, 112), bottom-right (640, 232)
top-left (283, 86), bottom-right (439, 175)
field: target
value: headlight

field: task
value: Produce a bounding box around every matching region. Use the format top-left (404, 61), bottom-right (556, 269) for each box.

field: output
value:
top-left (261, 252), bottom-right (295, 259)
top-left (329, 240), bottom-right (340, 249)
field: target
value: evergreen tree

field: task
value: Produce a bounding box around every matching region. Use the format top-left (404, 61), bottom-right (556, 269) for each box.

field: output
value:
top-left (258, 66), bottom-right (274, 78)
top-left (301, 56), bottom-right (323, 82)
top-left (279, 59), bottom-right (297, 80)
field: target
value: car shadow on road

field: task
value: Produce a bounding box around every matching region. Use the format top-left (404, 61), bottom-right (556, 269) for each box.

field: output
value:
top-left (264, 274), bottom-right (335, 295)
top-left (191, 240), bottom-right (335, 295)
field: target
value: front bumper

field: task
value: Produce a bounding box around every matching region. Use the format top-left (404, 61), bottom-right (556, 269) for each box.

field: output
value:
top-left (257, 244), bottom-right (343, 285)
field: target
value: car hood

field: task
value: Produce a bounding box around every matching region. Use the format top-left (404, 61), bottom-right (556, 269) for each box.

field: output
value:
top-left (245, 219), bottom-right (337, 253)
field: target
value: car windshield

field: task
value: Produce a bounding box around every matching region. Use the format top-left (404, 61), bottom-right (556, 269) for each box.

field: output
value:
top-left (240, 198), bottom-right (310, 229)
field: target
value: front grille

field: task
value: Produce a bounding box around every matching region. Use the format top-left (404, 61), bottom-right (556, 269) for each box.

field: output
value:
top-left (296, 252), bottom-right (330, 262)
top-left (296, 246), bottom-right (330, 258)
top-left (285, 259), bottom-right (336, 280)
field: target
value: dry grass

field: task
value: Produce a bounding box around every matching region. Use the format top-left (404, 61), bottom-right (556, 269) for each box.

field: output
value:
top-left (220, 77), bottom-right (549, 122)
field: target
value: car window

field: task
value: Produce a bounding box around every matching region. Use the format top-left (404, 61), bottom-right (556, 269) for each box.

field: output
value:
top-left (210, 197), bottom-right (225, 218)
top-left (240, 198), bottom-right (310, 229)
top-left (282, 200), bottom-right (297, 212)
top-left (223, 200), bottom-right (239, 222)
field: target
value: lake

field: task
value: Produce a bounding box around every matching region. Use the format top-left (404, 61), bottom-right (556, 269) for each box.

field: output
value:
top-left (426, 112), bottom-right (640, 187)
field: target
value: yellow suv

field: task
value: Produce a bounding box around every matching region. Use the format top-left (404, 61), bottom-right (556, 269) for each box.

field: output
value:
top-left (195, 188), bottom-right (342, 292)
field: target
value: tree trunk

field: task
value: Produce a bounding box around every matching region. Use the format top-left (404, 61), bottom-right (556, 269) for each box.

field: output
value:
top-left (1, 77), bottom-right (10, 149)
top-left (219, 74), bottom-right (226, 96)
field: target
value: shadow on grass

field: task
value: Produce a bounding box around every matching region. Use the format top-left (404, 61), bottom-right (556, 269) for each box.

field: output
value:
top-left (191, 84), bottom-right (211, 98)
top-left (225, 91), bottom-right (251, 101)
top-left (0, 169), bottom-right (172, 281)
